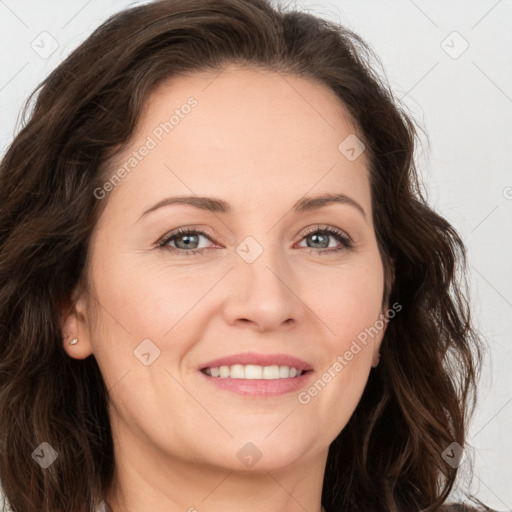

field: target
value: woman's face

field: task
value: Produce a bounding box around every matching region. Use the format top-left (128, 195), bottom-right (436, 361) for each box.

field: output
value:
top-left (64, 65), bottom-right (388, 476)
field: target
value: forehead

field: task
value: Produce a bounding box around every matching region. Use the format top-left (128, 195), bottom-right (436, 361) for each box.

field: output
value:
top-left (141, 64), bottom-right (360, 147)
top-left (102, 65), bottom-right (371, 219)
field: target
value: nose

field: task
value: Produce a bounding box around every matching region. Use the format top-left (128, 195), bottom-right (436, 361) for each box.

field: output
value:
top-left (221, 243), bottom-right (305, 333)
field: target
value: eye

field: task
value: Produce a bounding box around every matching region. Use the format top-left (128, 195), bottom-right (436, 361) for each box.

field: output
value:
top-left (296, 225), bottom-right (353, 254)
top-left (157, 225), bottom-right (353, 256)
top-left (157, 228), bottom-right (216, 255)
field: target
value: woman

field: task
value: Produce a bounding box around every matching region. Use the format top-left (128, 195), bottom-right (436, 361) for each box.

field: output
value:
top-left (0, 0), bottom-right (496, 511)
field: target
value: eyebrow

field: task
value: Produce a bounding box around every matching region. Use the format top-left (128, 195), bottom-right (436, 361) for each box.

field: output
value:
top-left (138, 192), bottom-right (367, 222)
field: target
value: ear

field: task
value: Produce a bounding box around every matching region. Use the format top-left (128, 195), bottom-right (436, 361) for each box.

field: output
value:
top-left (59, 285), bottom-right (94, 360)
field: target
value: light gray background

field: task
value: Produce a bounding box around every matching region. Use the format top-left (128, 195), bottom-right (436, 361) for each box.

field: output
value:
top-left (1, 0), bottom-right (511, 510)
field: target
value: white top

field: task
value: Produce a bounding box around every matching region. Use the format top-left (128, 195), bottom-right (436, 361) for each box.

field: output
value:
top-left (97, 501), bottom-right (110, 512)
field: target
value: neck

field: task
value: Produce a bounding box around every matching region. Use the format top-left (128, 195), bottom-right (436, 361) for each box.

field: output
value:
top-left (103, 426), bottom-right (328, 512)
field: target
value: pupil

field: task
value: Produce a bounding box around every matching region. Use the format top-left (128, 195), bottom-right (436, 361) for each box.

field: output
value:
top-left (310, 233), bottom-right (328, 248)
top-left (177, 234), bottom-right (197, 249)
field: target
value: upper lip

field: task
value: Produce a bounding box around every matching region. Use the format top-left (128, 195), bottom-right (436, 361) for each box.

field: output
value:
top-left (199, 352), bottom-right (313, 372)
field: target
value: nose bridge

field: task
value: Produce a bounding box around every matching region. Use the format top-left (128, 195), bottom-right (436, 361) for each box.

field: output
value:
top-left (224, 233), bottom-right (302, 330)
top-left (239, 234), bottom-right (292, 298)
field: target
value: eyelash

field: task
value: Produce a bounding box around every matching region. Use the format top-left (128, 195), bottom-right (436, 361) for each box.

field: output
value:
top-left (157, 225), bottom-right (353, 256)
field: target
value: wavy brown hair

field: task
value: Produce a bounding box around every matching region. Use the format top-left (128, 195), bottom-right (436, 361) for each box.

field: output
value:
top-left (0, 0), bottom-right (492, 511)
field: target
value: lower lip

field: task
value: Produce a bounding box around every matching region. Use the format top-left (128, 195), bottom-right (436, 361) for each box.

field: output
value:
top-left (199, 370), bottom-right (314, 397)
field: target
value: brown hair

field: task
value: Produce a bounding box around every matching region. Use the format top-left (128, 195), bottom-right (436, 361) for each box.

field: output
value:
top-left (0, 1), bottom-right (491, 511)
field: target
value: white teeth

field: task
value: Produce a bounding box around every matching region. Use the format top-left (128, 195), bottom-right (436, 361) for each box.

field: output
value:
top-left (203, 364), bottom-right (304, 379)
top-left (245, 365), bottom-right (262, 379)
top-left (262, 365), bottom-right (279, 379)
top-left (230, 364), bottom-right (245, 379)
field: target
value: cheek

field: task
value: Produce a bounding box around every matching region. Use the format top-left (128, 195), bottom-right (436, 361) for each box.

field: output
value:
top-left (297, 254), bottom-right (384, 420)
top-left (89, 248), bottom-right (214, 339)
top-left (84, 249), bottom-right (223, 398)
top-left (306, 254), bottom-right (385, 349)
top-left (322, 284), bottom-right (380, 391)
top-left (334, 273), bottom-right (383, 345)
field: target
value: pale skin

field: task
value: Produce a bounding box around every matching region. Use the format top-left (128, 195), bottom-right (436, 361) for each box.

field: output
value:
top-left (61, 65), bottom-right (390, 512)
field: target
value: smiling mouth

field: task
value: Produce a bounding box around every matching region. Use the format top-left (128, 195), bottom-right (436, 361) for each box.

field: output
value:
top-left (201, 364), bottom-right (311, 380)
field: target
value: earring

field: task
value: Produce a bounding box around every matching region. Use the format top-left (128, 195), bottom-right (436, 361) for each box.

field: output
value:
top-left (69, 338), bottom-right (79, 345)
